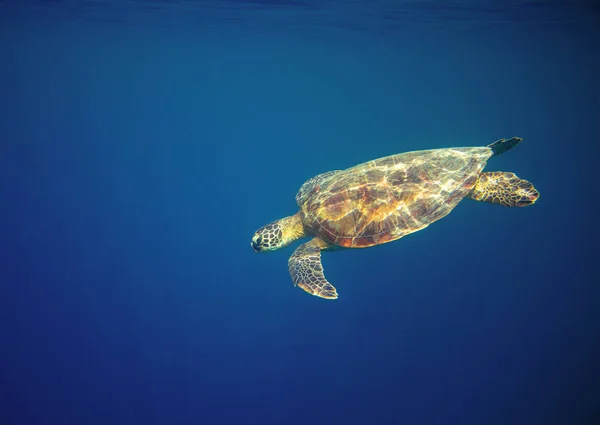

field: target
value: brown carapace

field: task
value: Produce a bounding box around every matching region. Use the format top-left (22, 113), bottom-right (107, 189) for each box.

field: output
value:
top-left (251, 137), bottom-right (539, 300)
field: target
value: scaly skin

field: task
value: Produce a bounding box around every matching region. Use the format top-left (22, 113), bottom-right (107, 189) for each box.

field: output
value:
top-left (467, 172), bottom-right (539, 207)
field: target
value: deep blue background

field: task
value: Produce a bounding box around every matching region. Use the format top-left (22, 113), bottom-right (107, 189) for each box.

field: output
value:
top-left (1, 1), bottom-right (599, 424)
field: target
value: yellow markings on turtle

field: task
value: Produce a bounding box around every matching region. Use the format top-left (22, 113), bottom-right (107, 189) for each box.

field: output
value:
top-left (440, 178), bottom-right (458, 192)
top-left (288, 237), bottom-right (338, 299)
top-left (468, 171), bottom-right (539, 207)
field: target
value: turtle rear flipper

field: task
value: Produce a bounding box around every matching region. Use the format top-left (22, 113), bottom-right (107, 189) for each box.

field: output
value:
top-left (468, 171), bottom-right (539, 207)
top-left (288, 238), bottom-right (338, 300)
top-left (488, 137), bottom-right (522, 157)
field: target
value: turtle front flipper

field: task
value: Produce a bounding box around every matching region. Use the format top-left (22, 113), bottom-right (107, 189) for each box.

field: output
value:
top-left (288, 237), bottom-right (338, 300)
top-left (468, 171), bottom-right (539, 207)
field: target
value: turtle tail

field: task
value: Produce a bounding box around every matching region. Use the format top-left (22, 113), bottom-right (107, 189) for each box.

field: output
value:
top-left (488, 137), bottom-right (522, 157)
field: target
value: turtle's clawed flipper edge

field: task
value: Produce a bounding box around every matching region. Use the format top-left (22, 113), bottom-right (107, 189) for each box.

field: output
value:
top-left (488, 137), bottom-right (522, 157)
top-left (468, 171), bottom-right (539, 207)
top-left (288, 237), bottom-right (338, 300)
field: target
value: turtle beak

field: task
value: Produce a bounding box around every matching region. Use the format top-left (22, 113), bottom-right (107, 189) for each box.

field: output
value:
top-left (251, 237), bottom-right (263, 252)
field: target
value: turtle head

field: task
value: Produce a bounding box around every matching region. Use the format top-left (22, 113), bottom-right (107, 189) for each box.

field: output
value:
top-left (251, 222), bottom-right (284, 252)
top-left (251, 213), bottom-right (305, 253)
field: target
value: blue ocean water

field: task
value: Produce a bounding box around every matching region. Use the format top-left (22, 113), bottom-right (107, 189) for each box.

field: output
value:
top-left (1, 1), bottom-right (599, 424)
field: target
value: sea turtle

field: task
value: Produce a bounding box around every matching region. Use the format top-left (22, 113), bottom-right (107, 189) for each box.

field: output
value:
top-left (251, 137), bottom-right (539, 299)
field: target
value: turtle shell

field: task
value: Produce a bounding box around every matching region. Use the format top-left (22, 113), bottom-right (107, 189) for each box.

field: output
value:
top-left (297, 147), bottom-right (493, 248)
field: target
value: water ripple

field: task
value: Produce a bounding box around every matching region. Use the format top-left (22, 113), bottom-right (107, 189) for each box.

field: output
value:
top-left (0, 0), bottom-right (594, 34)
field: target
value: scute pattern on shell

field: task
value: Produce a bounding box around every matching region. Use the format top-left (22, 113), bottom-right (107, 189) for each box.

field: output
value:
top-left (298, 147), bottom-right (493, 248)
